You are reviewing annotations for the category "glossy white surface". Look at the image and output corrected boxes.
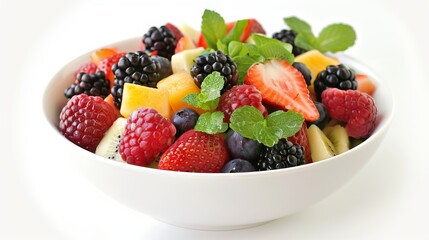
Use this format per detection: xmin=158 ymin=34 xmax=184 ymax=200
xmin=2 ymin=0 xmax=429 ymax=238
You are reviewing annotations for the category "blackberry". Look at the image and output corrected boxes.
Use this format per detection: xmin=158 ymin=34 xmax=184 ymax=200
xmin=142 ymin=26 xmax=177 ymax=60
xmin=110 ymin=51 xmax=172 ymax=108
xmin=190 ymin=50 xmax=238 ymax=92
xmin=257 ymin=139 xmax=304 ymax=171
xmin=314 ymin=64 xmax=357 ymax=101
xmin=64 ymin=71 xmax=110 ymax=99
xmin=272 ymin=29 xmax=306 ymax=56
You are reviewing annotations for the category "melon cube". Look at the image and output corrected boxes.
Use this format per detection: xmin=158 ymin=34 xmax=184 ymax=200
xmin=171 ymin=47 xmax=204 ymax=74
xmin=156 ymin=71 xmax=205 ymax=115
xmin=120 ymin=83 xmax=172 ymax=119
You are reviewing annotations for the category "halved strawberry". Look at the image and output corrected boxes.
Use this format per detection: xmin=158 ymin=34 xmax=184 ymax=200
xmin=244 ymin=59 xmax=319 ymax=121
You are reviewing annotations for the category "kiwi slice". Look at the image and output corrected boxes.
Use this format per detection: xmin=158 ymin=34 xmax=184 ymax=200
xmin=307 ymin=124 xmax=336 ymax=162
xmin=323 ymin=125 xmax=350 ymax=155
xmin=95 ymin=117 xmax=127 ymax=162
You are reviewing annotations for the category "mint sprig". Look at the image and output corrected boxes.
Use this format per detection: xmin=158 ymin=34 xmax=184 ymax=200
xmin=284 ymin=16 xmax=356 ymax=53
xmin=201 ymin=10 xmax=227 ymax=50
xmin=229 ymin=106 xmax=304 ymax=147
xmin=194 ymin=112 xmax=228 ymax=134
xmin=183 ymin=71 xmax=224 ymax=111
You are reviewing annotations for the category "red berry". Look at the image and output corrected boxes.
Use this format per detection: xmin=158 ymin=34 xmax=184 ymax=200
xmin=119 ymin=108 xmax=176 ymax=166
xmin=287 ymin=123 xmax=312 ymax=163
xmin=217 ymin=85 xmax=267 ymax=123
xmin=97 ymin=52 xmax=126 ymax=89
xmin=158 ymin=129 xmax=229 ymax=173
xmin=322 ymin=88 xmax=377 ymax=138
xmin=59 ymin=94 xmax=117 ymax=152
xmin=245 ymin=59 xmax=319 ymax=121
xmin=74 ymin=62 xmax=97 ymax=78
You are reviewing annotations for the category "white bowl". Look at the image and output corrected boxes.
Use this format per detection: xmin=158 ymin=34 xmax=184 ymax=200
xmin=42 ymin=37 xmax=394 ymax=230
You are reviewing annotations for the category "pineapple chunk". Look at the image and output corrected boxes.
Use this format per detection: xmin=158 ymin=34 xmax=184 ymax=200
xmin=171 ymin=47 xmax=204 ymax=74
xmin=120 ymin=83 xmax=172 ymax=119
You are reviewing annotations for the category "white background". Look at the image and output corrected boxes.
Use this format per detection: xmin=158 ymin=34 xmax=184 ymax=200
xmin=2 ymin=0 xmax=429 ymax=239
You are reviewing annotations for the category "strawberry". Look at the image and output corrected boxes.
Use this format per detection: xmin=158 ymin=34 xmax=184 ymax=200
xmin=244 ymin=59 xmax=319 ymax=121
xmin=158 ymin=129 xmax=229 ymax=173
xmin=96 ymin=52 xmax=126 ymax=89
xmin=287 ymin=123 xmax=312 ymax=163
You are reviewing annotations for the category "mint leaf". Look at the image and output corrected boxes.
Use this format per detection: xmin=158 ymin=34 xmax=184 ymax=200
xmin=284 ymin=17 xmax=316 ymax=43
xmin=315 ymin=23 xmax=356 ymax=53
xmin=230 ymin=106 xmax=305 ymax=147
xmin=194 ymin=111 xmax=228 ymax=134
xmin=284 ymin=16 xmax=356 ymax=53
xmin=201 ymin=9 xmax=227 ymax=49
xmin=228 ymin=41 xmax=244 ymax=58
xmin=217 ymin=40 xmax=228 ymax=53
xmin=229 ymin=106 xmax=265 ymax=139
xmin=250 ymin=34 xmax=294 ymax=63
xmin=183 ymin=71 xmax=224 ymax=111
xmin=223 ymin=19 xmax=248 ymax=44
xmin=266 ymin=110 xmax=304 ymax=138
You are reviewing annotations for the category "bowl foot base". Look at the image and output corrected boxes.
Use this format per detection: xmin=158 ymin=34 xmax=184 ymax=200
xmin=155 ymin=218 xmax=273 ymax=231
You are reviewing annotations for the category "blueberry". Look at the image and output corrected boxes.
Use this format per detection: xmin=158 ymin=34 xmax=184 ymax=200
xmin=307 ymin=101 xmax=330 ymax=129
xmin=221 ymin=159 xmax=255 ymax=173
xmin=292 ymin=62 xmax=312 ymax=86
xmin=226 ymin=131 xmax=262 ymax=164
xmin=172 ymin=108 xmax=199 ymax=137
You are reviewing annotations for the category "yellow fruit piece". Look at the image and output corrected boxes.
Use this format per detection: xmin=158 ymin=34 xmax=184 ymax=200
xmin=157 ymin=71 xmax=205 ymax=115
xmin=120 ymin=83 xmax=172 ymax=119
xmin=295 ymin=50 xmax=340 ymax=95
xmin=171 ymin=47 xmax=204 ymax=74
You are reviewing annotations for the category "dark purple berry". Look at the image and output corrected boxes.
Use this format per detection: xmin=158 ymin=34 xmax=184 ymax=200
xmin=221 ymin=159 xmax=255 ymax=173
xmin=292 ymin=62 xmax=312 ymax=86
xmin=172 ymin=108 xmax=199 ymax=137
xmin=226 ymin=131 xmax=263 ymax=164
xmin=307 ymin=101 xmax=330 ymax=129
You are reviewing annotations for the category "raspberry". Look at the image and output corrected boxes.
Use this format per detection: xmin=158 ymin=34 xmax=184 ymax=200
xmin=119 ymin=108 xmax=176 ymax=166
xmin=74 ymin=62 xmax=97 ymax=78
xmin=217 ymin=85 xmax=267 ymax=123
xmin=321 ymin=88 xmax=377 ymax=138
xmin=59 ymin=94 xmax=117 ymax=152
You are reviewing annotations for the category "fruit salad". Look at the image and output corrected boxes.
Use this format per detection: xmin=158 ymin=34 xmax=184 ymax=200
xmin=58 ymin=9 xmax=378 ymax=173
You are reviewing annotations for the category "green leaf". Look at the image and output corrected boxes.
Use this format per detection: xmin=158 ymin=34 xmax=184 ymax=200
xmin=266 ymin=110 xmax=304 ymax=138
xmin=182 ymin=71 xmax=224 ymax=111
xmin=258 ymin=43 xmax=294 ymax=63
xmin=284 ymin=16 xmax=316 ymax=42
xmin=315 ymin=23 xmax=356 ymax=53
xmin=255 ymin=126 xmax=283 ymax=147
xmin=217 ymin=40 xmax=228 ymax=53
xmin=229 ymin=106 xmax=306 ymax=147
xmin=250 ymin=34 xmax=294 ymax=63
xmin=201 ymin=9 xmax=227 ymax=49
xmin=229 ymin=106 xmax=265 ymax=139
xmin=194 ymin=111 xmax=228 ymax=134
xmin=294 ymin=34 xmax=316 ymax=51
xmin=182 ymin=93 xmax=199 ymax=108
xmin=223 ymin=19 xmax=248 ymax=44
xmin=228 ymin=41 xmax=244 ymax=58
